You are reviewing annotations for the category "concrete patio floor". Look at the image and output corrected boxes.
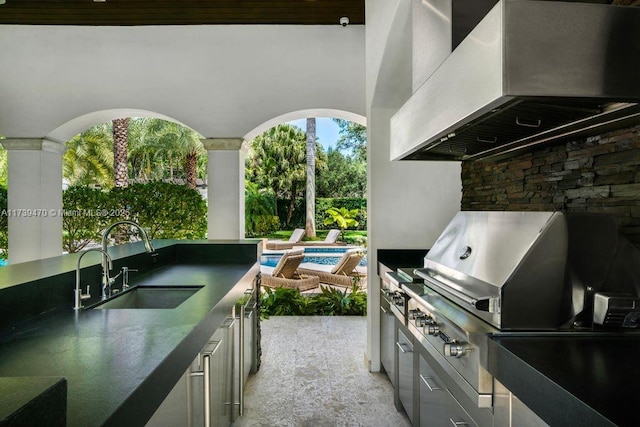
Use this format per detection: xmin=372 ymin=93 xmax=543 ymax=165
xmin=233 ymin=316 xmax=410 ymax=427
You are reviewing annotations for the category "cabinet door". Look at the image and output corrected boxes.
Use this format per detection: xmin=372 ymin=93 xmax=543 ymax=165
xmin=419 ymin=353 xmax=477 ymax=427
xmin=380 ymin=296 xmax=395 ymax=386
xmin=397 ymin=328 xmax=415 ymax=424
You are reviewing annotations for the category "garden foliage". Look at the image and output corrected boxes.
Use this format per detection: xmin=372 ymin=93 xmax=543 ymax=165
xmin=260 ymin=284 xmax=367 ymax=317
xmin=274 ymin=197 xmax=366 ymax=230
xmin=63 ymin=182 xmax=206 ymax=252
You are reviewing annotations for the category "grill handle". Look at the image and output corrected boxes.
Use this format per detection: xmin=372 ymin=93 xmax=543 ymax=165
xmin=421 ymin=275 xmax=498 ymax=313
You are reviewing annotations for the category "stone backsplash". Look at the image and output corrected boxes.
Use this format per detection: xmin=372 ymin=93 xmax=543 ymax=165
xmin=461 ymin=124 xmax=640 ymax=245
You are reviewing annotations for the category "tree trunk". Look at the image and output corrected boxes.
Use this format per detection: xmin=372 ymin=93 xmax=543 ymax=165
xmin=112 ymin=118 xmax=129 ymax=188
xmin=305 ymin=117 xmax=316 ymax=237
xmin=184 ymin=152 xmax=198 ymax=189
xmin=287 ymin=181 xmax=297 ymax=226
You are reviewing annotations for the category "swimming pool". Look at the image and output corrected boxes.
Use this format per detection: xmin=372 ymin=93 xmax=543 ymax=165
xmin=260 ymin=247 xmax=367 ymax=268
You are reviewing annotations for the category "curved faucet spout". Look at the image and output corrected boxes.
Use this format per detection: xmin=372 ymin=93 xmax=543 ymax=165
xmin=101 ymin=220 xmax=155 ymax=254
xmin=101 ymin=221 xmax=155 ymax=298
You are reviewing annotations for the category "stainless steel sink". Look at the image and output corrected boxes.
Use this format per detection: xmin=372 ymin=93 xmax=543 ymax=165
xmin=91 ymin=286 xmax=203 ymax=309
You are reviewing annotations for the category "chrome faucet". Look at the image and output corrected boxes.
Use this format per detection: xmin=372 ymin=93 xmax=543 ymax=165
xmin=75 ymin=248 xmax=113 ymax=310
xmin=101 ymin=220 xmax=155 ymax=296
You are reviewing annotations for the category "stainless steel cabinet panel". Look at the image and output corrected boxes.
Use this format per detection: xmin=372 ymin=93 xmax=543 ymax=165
xmin=397 ymin=328 xmax=415 ymax=424
xmin=419 ymin=353 xmax=477 ymax=427
xmin=380 ymin=291 xmax=396 ymax=386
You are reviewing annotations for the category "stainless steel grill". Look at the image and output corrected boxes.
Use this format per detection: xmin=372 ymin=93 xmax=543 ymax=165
xmin=415 ymin=211 xmax=640 ymax=331
xmin=389 ymin=211 xmax=640 ymax=422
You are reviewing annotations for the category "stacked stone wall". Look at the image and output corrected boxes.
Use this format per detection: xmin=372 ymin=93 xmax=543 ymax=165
xmin=461 ymin=125 xmax=640 ymax=246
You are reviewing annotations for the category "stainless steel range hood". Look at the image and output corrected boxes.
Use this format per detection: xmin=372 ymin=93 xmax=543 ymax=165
xmin=391 ymin=0 xmax=640 ymax=162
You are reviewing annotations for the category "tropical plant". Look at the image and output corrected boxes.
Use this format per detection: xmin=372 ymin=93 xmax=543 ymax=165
xmin=260 ymin=284 xmax=367 ymax=317
xmin=311 ymin=284 xmax=367 ymax=315
xmin=260 ymin=286 xmax=314 ymax=317
xmin=305 ymin=117 xmax=317 ymax=238
xmin=246 ymin=124 xmax=307 ymax=219
xmin=112 ymin=118 xmax=130 ymax=187
xmin=63 ymin=123 xmax=114 ymax=188
xmin=324 ymin=207 xmax=360 ymax=239
xmin=64 ymin=118 xmax=206 ymax=189
xmin=245 ymin=181 xmax=276 ymax=236
xmin=143 ymin=119 xmax=205 ymax=189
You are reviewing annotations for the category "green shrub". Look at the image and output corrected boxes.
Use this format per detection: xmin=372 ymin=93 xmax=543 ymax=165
xmin=62 ymin=185 xmax=111 ymax=253
xmin=276 ymin=197 xmax=367 ymax=230
xmin=62 ymin=182 xmax=207 ymax=252
xmin=254 ymin=215 xmax=280 ymax=236
xmin=0 ymin=186 xmax=7 ymax=258
xmin=109 ymin=182 xmax=207 ymax=240
xmin=260 ymin=284 xmax=367 ymax=317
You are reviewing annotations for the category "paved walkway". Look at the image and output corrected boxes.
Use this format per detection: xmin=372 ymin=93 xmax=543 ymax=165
xmin=233 ymin=316 xmax=410 ymax=427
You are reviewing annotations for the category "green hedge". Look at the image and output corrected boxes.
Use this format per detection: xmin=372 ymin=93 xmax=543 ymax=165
xmin=0 ymin=186 xmax=7 ymax=258
xmin=63 ymin=182 xmax=207 ymax=252
xmin=276 ymin=197 xmax=367 ymax=230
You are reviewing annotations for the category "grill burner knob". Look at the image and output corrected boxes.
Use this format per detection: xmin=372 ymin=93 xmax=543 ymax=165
xmin=444 ymin=341 xmax=468 ymax=358
xmin=409 ymin=309 xmax=422 ymax=320
xmin=415 ymin=314 xmax=429 ymax=327
xmin=392 ymin=295 xmax=404 ymax=306
xmin=425 ymin=323 xmax=440 ymax=336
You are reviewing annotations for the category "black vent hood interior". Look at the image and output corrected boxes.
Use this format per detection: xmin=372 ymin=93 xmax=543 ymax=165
xmin=391 ymin=0 xmax=640 ymax=162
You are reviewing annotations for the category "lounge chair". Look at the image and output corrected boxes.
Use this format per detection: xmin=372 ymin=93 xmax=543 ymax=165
xmin=261 ymin=249 xmax=319 ymax=291
xmin=265 ymin=228 xmax=305 ymax=250
xmin=299 ymin=229 xmax=344 ymax=246
xmin=296 ymin=248 xmax=366 ymax=289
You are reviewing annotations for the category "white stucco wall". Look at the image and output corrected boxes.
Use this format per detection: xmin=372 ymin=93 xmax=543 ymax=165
xmin=0 ymin=25 xmax=365 ymax=140
xmin=365 ymin=0 xmax=462 ymax=371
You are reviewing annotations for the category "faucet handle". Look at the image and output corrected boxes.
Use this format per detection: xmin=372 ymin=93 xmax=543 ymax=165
xmin=80 ymin=285 xmax=91 ymax=300
xmin=121 ymin=267 xmax=138 ymax=290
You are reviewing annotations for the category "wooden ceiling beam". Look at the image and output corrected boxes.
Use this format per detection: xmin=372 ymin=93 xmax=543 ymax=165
xmin=0 ymin=0 xmax=365 ymax=26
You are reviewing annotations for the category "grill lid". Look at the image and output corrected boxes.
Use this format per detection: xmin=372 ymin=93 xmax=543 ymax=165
xmin=415 ymin=211 xmax=636 ymax=330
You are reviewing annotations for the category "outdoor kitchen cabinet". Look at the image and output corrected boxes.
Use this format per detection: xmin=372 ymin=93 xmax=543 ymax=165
xmin=233 ymin=283 xmax=259 ymax=420
xmin=147 ymin=276 xmax=260 ymax=427
xmin=417 ymin=348 xmax=477 ymax=427
xmin=146 ymin=317 xmax=235 ymax=427
xmin=396 ymin=326 xmax=416 ymax=424
xmin=380 ymin=288 xmax=396 ymax=387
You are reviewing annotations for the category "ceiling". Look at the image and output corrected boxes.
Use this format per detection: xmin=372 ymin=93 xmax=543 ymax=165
xmin=0 ymin=0 xmax=366 ymax=26
xmin=0 ymin=1 xmax=636 ymax=27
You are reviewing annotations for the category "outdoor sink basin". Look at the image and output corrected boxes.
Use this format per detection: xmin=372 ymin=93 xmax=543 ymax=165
xmin=91 ymin=285 xmax=203 ymax=309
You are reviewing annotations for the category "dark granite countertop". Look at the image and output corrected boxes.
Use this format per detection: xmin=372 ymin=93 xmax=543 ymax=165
xmin=488 ymin=334 xmax=640 ymax=427
xmin=377 ymin=249 xmax=429 ymax=275
xmin=0 ymin=241 xmax=260 ymax=427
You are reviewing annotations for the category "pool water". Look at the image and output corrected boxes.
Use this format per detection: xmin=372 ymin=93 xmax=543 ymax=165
xmin=260 ymin=247 xmax=367 ymax=268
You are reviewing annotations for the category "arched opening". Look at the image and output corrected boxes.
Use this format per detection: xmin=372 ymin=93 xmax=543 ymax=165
xmin=245 ymin=110 xmax=368 ymax=299
xmin=59 ymin=112 xmax=208 ymax=254
xmin=245 ymin=110 xmax=366 ymax=239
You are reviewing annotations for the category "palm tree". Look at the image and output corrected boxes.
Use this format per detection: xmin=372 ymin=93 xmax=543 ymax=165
xmin=63 ymin=123 xmax=114 ymax=188
xmin=247 ymin=124 xmax=306 ymax=221
xmin=144 ymin=119 xmax=205 ymax=188
xmin=112 ymin=118 xmax=130 ymax=187
xmin=305 ymin=117 xmax=316 ymax=238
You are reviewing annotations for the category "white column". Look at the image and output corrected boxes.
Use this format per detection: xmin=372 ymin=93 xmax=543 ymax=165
xmin=202 ymin=138 xmax=247 ymax=240
xmin=1 ymin=138 xmax=66 ymax=264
